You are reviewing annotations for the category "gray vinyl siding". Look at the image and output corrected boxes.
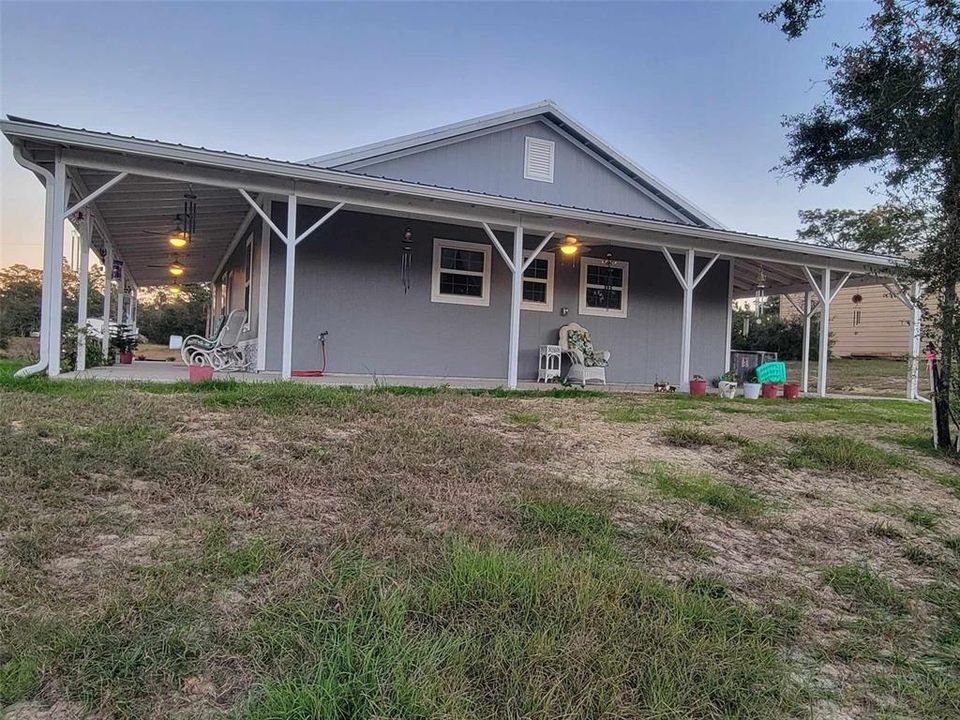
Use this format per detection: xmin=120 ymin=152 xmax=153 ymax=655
xmin=263 ymin=202 xmax=729 ymax=384
xmin=337 ymin=120 xmax=684 ymax=224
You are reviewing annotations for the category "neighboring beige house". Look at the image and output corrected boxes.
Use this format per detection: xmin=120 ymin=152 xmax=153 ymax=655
xmin=781 ymin=284 xmax=919 ymax=357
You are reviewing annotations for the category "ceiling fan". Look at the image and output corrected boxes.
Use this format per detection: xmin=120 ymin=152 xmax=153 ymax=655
xmin=142 ymin=189 xmax=198 ymax=249
xmin=146 ymin=254 xmax=187 ymax=277
xmin=543 ymin=234 xmax=607 ymax=257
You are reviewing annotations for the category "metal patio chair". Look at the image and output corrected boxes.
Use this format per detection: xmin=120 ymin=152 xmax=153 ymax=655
xmin=181 ymin=309 xmax=249 ymax=371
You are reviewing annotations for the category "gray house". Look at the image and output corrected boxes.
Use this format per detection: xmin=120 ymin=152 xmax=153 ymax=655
xmin=2 ymin=102 xmax=914 ymax=395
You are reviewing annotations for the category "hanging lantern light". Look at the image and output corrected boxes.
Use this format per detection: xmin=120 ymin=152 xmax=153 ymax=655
xmin=400 ymin=227 xmax=413 ymax=293
xmin=754 ymin=266 xmax=767 ymax=318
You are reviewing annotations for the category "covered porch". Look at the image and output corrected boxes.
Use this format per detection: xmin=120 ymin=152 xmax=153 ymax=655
xmin=2 ymin=116 xmax=918 ymax=397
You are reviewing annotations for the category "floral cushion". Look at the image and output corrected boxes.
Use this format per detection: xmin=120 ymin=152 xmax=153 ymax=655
xmin=567 ymin=329 xmax=609 ymax=367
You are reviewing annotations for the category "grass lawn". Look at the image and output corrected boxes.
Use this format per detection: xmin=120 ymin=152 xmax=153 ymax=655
xmin=784 ymin=357 xmax=930 ymax=397
xmin=1 ymin=369 xmax=959 ymax=718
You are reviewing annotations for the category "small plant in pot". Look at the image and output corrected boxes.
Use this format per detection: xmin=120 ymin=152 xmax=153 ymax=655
xmin=110 ymin=324 xmax=139 ymax=365
xmin=718 ymin=370 xmax=738 ymax=399
xmin=742 ymin=370 xmax=762 ymax=400
xmin=689 ymin=374 xmax=708 ymax=397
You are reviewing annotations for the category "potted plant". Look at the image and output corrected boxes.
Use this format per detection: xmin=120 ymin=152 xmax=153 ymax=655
xmin=743 ymin=369 xmax=762 ymax=400
xmin=110 ymin=324 xmax=139 ymax=365
xmin=718 ymin=370 xmax=738 ymax=399
xmin=689 ymin=374 xmax=708 ymax=397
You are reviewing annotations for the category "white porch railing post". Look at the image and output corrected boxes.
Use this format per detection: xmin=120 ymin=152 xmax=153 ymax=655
xmin=507 ymin=224 xmax=524 ymax=389
xmin=281 ymin=194 xmax=298 ymax=379
xmin=46 ymin=153 xmax=68 ymax=377
xmin=116 ymin=264 xmax=125 ymax=327
xmin=76 ymin=212 xmax=92 ymax=372
xmin=908 ymin=281 xmax=922 ymax=400
xmin=680 ymin=249 xmax=695 ymax=390
xmin=102 ymin=245 xmax=113 ymax=357
xmin=817 ymin=268 xmax=831 ymax=398
xmin=801 ymin=290 xmax=812 ymax=394
xmin=724 ymin=258 xmax=734 ymax=372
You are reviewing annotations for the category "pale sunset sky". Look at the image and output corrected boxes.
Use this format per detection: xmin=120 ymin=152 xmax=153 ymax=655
xmin=1 ymin=0 xmax=879 ymax=268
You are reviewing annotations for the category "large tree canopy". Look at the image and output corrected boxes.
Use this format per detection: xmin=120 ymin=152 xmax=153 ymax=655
xmin=797 ymin=204 xmax=928 ymax=254
xmin=763 ymin=0 xmax=960 ymax=447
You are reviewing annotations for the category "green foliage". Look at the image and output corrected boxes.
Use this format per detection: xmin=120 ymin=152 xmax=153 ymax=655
xmin=823 ymin=563 xmax=906 ymax=614
xmin=635 ymin=462 xmax=768 ymax=517
xmin=797 ymin=204 xmax=927 ymax=255
xmin=136 ymin=284 xmax=210 ymax=345
xmin=240 ymin=543 xmax=800 ymax=719
xmin=515 ymin=498 xmax=617 ymax=544
xmin=732 ymin=307 xmax=819 ymax=361
xmin=787 ymin=433 xmax=907 ymax=476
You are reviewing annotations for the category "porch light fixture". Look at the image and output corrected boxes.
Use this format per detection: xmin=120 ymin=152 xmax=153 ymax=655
xmin=168 ymin=261 xmax=185 ymax=277
xmin=168 ymin=230 xmax=188 ymax=248
xmin=169 ymin=284 xmax=182 ymax=296
xmin=560 ymin=235 xmax=579 ymax=255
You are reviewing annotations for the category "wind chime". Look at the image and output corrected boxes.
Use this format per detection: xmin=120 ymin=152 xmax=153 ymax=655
xmin=754 ymin=265 xmax=767 ymax=320
xmin=400 ymin=227 xmax=413 ymax=293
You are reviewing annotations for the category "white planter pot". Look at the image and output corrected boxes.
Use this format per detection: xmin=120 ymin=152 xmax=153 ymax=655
xmin=718 ymin=381 xmax=737 ymax=399
xmin=743 ymin=382 xmax=762 ymax=400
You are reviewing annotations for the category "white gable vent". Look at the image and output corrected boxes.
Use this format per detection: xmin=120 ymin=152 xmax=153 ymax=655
xmin=524 ymin=136 xmax=555 ymax=183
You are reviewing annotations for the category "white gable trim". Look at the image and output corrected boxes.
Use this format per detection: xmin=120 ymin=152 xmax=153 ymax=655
xmin=303 ymin=101 xmax=724 ymax=229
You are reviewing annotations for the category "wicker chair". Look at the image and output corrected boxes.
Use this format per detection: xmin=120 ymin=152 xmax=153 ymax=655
xmin=558 ymin=322 xmax=609 ymax=386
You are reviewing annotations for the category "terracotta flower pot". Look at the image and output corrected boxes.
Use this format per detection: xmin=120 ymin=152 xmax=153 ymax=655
xmin=119 ymin=352 xmax=133 ymax=365
xmin=689 ymin=378 xmax=708 ymax=396
xmin=189 ymin=365 xmax=214 ymax=383
xmin=761 ymin=382 xmax=779 ymax=399
xmin=783 ymin=383 xmax=800 ymax=400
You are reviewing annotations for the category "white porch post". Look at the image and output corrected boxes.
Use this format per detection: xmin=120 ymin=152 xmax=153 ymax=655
xmin=102 ymin=245 xmax=113 ymax=356
xmin=76 ymin=212 xmax=92 ymax=372
xmin=801 ymin=290 xmax=812 ymax=394
xmin=46 ymin=153 xmax=68 ymax=377
xmin=817 ymin=269 xmax=831 ymax=398
xmin=724 ymin=258 xmax=734 ymax=372
xmin=908 ymin=281 xmax=922 ymax=400
xmin=680 ymin=249 xmax=695 ymax=388
xmin=116 ymin=264 xmax=125 ymax=328
xmin=507 ymin=224 xmax=524 ymax=388
xmin=255 ymin=199 xmax=272 ymax=372
xmin=282 ymin=194 xmax=298 ymax=379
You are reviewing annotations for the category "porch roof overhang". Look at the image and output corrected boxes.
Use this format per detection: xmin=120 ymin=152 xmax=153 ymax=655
xmin=2 ymin=115 xmax=904 ymax=292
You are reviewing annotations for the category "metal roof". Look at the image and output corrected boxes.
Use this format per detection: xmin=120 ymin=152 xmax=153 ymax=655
xmin=2 ymin=115 xmax=904 ymax=289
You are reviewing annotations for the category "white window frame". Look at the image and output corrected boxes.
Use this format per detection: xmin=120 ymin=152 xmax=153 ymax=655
xmin=242 ymin=234 xmax=254 ymax=330
xmin=524 ymin=136 xmax=555 ymax=183
xmin=521 ymin=250 xmax=555 ymax=312
xmin=431 ymin=238 xmax=491 ymax=307
xmin=579 ymin=256 xmax=629 ymax=319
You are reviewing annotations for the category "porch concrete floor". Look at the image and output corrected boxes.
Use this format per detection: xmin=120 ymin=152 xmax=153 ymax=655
xmin=53 ymin=362 xmax=910 ymax=401
xmin=57 ymin=361 xmax=651 ymax=392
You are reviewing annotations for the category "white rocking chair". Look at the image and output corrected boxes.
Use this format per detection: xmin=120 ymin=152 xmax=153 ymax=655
xmin=181 ymin=309 xmax=249 ymax=371
xmin=558 ymin=322 xmax=609 ymax=386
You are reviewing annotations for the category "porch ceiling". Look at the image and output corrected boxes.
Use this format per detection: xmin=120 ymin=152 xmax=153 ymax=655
xmin=78 ymin=170 xmax=250 ymax=286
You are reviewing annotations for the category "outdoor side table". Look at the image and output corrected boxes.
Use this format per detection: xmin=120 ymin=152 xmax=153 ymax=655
xmin=538 ymin=344 xmax=562 ymax=383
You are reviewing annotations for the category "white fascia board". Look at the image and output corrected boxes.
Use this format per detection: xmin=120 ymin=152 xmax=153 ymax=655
xmin=1 ymin=119 xmax=902 ymax=276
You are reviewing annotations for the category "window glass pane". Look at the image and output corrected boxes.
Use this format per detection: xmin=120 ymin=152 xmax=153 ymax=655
xmin=522 ymin=280 xmax=547 ymax=303
xmin=523 ymin=258 xmax=549 ymax=280
xmin=441 ymin=247 xmax=485 ymax=273
xmin=585 ymin=288 xmax=622 ymax=310
xmin=439 ymin=272 xmax=483 ymax=297
xmin=586 ymin=264 xmax=623 ymax=288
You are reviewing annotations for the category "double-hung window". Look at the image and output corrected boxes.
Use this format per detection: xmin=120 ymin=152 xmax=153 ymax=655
xmin=579 ymin=256 xmax=629 ymax=318
xmin=521 ymin=251 xmax=554 ymax=312
xmin=431 ymin=238 xmax=491 ymax=306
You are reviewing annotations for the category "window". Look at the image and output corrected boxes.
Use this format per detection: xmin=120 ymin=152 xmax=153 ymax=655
xmin=524 ymin=136 xmax=555 ymax=183
xmin=431 ymin=238 xmax=491 ymax=306
xmin=243 ymin=234 xmax=254 ymax=328
xmin=579 ymin=256 xmax=629 ymax=318
xmin=521 ymin=251 xmax=555 ymax=312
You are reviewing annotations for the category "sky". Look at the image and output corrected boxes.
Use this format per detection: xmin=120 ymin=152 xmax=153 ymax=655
xmin=0 ymin=0 xmax=881 ymax=268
